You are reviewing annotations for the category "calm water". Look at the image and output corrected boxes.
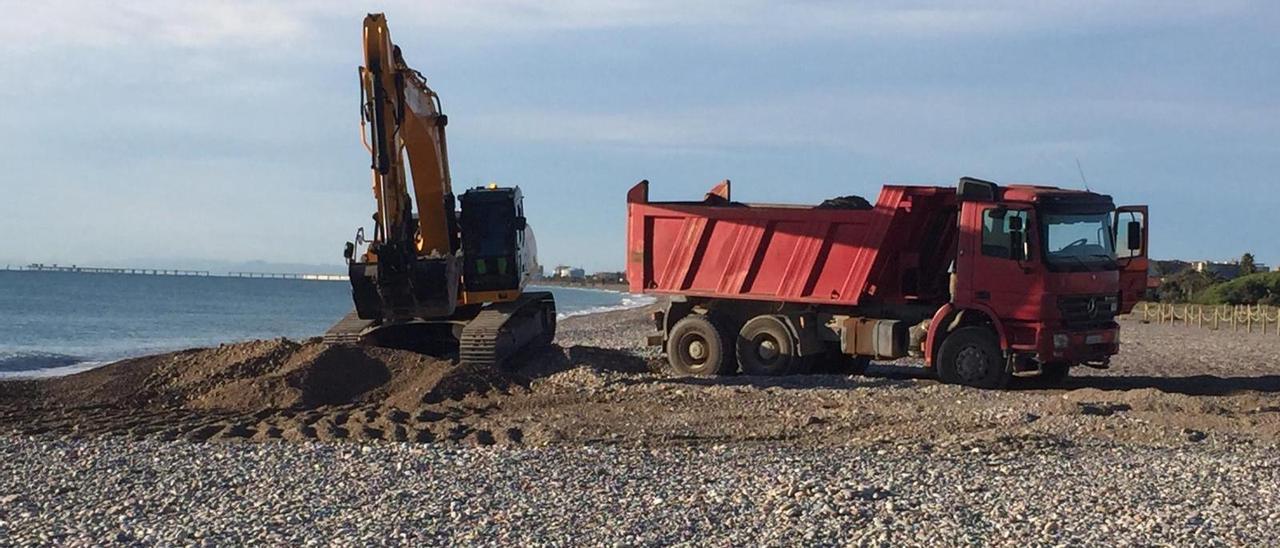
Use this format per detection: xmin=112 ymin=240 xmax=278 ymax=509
xmin=0 ymin=271 xmax=647 ymax=377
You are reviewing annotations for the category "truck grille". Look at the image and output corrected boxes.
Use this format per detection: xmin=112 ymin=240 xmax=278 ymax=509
xmin=1058 ymin=294 xmax=1118 ymax=328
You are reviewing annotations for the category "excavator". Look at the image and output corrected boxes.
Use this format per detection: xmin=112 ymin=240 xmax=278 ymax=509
xmin=323 ymin=13 xmax=556 ymax=368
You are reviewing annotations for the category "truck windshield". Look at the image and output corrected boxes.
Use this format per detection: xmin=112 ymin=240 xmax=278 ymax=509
xmin=1041 ymin=212 xmax=1116 ymax=269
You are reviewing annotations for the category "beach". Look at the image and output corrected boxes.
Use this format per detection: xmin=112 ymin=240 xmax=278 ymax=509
xmin=3 ymin=306 xmax=1280 ymax=544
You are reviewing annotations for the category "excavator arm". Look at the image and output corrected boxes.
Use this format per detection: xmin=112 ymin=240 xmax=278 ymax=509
xmin=349 ymin=13 xmax=461 ymax=321
xmin=360 ymin=13 xmax=455 ymax=258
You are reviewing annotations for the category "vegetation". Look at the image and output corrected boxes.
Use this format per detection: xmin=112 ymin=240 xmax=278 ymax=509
xmin=1193 ymin=271 xmax=1280 ymax=306
xmin=1151 ymin=252 xmax=1276 ymax=305
xmin=1154 ymin=269 xmax=1219 ymax=303
xmin=1240 ymin=253 xmax=1257 ymax=276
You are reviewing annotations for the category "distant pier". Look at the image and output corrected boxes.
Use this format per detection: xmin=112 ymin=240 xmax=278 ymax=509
xmin=11 ymin=264 xmax=211 ymax=276
xmin=228 ymin=271 xmax=347 ymax=281
xmin=6 ymin=263 xmax=346 ymax=282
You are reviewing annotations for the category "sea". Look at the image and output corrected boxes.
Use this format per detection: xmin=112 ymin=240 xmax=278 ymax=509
xmin=0 ymin=271 xmax=652 ymax=379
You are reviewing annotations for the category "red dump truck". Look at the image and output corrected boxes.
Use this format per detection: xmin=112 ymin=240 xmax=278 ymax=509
xmin=626 ymin=178 xmax=1148 ymax=388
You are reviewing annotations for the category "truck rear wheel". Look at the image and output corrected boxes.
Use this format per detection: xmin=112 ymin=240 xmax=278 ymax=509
xmin=667 ymin=315 xmax=735 ymax=376
xmin=937 ymin=326 xmax=1009 ymax=389
xmin=737 ymin=315 xmax=809 ymax=376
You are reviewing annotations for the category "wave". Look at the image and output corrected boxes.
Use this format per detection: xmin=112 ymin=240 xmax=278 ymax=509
xmin=0 ymin=351 xmax=108 ymax=379
xmin=558 ymin=294 xmax=657 ymax=319
xmin=0 ymin=351 xmax=83 ymax=372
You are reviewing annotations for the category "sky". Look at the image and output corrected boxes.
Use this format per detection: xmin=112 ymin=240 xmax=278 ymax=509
xmin=1 ymin=1 xmax=1277 ymax=273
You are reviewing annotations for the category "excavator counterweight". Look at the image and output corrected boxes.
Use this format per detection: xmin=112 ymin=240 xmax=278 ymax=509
xmin=324 ymin=13 xmax=555 ymax=368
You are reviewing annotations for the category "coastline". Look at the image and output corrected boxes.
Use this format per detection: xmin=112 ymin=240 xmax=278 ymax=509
xmin=529 ymin=279 xmax=630 ymax=293
xmin=0 ymin=285 xmax=654 ymax=380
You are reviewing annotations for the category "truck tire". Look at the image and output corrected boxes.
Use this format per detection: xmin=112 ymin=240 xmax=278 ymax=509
xmin=736 ymin=315 xmax=809 ymax=376
xmin=937 ymin=326 xmax=1009 ymax=389
xmin=667 ymin=315 xmax=735 ymax=376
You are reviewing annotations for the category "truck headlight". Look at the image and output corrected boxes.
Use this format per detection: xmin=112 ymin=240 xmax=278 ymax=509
xmin=1053 ymin=334 xmax=1069 ymax=350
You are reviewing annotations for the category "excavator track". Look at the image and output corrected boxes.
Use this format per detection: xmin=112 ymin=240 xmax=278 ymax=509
xmin=458 ymin=291 xmax=556 ymax=368
xmin=322 ymin=311 xmax=377 ymax=345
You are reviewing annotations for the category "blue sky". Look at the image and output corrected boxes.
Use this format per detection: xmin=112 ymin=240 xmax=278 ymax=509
xmin=1 ymin=1 xmax=1277 ymax=272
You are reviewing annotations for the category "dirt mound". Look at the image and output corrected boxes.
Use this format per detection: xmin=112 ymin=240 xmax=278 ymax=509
xmin=28 ymin=339 xmax=520 ymax=415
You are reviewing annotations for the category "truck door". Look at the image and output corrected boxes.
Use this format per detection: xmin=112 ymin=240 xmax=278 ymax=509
xmin=956 ymin=203 xmax=1038 ymax=321
xmin=1114 ymin=205 xmax=1148 ymax=314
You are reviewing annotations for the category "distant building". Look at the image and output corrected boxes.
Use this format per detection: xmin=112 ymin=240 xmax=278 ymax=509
xmin=552 ymin=265 xmax=586 ymax=280
xmin=589 ymin=271 xmax=627 ymax=284
xmin=1191 ymin=260 xmax=1270 ymax=279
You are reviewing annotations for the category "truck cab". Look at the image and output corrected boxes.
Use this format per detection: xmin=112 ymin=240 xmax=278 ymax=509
xmin=934 ymin=178 xmax=1148 ymax=385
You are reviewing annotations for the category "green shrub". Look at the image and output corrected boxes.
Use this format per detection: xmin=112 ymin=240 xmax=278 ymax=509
xmin=1194 ymin=271 xmax=1280 ymax=305
xmin=1156 ymin=270 xmax=1219 ymax=303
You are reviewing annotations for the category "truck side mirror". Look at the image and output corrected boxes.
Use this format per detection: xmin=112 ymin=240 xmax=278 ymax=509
xmin=1126 ymin=220 xmax=1142 ymax=251
xmin=514 ymin=216 xmax=528 ymax=231
xmin=1008 ymin=216 xmax=1023 ymax=231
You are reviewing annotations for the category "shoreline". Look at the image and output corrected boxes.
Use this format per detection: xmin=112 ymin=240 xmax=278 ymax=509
xmin=0 ymin=287 xmax=656 ymax=380
xmin=529 ymin=279 xmax=630 ymax=293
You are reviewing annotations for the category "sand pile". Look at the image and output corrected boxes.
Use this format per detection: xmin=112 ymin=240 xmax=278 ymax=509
xmin=19 ymin=339 xmax=520 ymax=415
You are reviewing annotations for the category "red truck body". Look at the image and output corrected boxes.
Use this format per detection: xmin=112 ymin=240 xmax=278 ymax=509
xmin=626 ymin=178 xmax=1148 ymax=388
xmin=627 ymin=181 xmax=958 ymax=307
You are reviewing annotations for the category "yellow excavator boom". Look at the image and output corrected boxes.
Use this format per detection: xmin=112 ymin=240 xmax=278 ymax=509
xmin=360 ymin=13 xmax=454 ymax=257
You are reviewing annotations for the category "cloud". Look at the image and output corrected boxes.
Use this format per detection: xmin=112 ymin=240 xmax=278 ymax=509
xmin=467 ymin=86 xmax=1279 ymax=160
xmin=3 ymin=0 xmax=1270 ymax=53
xmin=0 ymin=1 xmax=311 ymax=51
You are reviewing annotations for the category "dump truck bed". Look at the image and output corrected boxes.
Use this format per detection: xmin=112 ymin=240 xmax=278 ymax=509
xmin=625 ymin=181 xmax=958 ymax=307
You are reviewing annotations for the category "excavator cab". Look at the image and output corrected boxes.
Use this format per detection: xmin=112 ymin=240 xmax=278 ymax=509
xmin=459 ymin=186 xmax=527 ymax=294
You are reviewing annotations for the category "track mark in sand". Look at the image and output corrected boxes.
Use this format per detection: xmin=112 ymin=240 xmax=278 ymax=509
xmin=315 ymin=425 xmax=349 ymax=440
xmin=415 ymin=409 xmax=445 ymax=423
xmin=257 ymin=425 xmax=285 ymax=440
xmin=443 ymin=424 xmax=471 ymax=441
xmin=470 ymin=430 xmax=496 ymax=446
xmin=506 ymin=427 xmax=524 ymax=443
xmin=185 ymin=424 xmax=224 ymax=441
xmin=386 ymin=409 xmax=410 ymax=424
xmin=218 ymin=423 xmax=257 ymax=439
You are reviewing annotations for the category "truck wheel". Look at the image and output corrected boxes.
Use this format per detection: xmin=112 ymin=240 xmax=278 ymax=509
xmin=667 ymin=315 xmax=735 ymax=376
xmin=737 ymin=315 xmax=809 ymax=376
xmin=937 ymin=326 xmax=1009 ymax=389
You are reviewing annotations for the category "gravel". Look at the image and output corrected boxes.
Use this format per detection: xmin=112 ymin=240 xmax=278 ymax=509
xmin=2 ymin=437 xmax=1278 ymax=546
xmin=3 ymin=308 xmax=1280 ymax=544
